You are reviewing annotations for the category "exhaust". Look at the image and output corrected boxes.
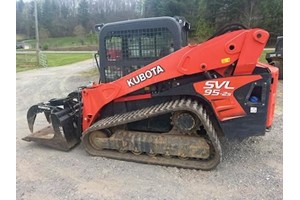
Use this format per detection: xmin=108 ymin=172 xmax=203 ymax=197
xmin=22 ymin=91 xmax=82 ymax=151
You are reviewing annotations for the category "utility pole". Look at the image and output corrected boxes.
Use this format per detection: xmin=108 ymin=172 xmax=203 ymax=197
xmin=34 ymin=0 xmax=40 ymax=66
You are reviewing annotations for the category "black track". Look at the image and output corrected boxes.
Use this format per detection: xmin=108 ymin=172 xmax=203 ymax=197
xmin=82 ymin=98 xmax=222 ymax=170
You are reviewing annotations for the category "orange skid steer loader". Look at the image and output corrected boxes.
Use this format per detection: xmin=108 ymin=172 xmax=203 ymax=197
xmin=23 ymin=17 xmax=278 ymax=170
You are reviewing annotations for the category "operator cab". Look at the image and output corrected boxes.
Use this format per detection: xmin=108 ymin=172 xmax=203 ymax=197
xmin=95 ymin=16 xmax=190 ymax=83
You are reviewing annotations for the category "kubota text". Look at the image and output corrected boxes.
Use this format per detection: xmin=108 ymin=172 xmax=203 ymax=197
xmin=127 ymin=65 xmax=165 ymax=87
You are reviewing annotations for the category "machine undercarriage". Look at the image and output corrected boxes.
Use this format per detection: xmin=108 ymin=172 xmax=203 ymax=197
xmin=82 ymin=98 xmax=221 ymax=170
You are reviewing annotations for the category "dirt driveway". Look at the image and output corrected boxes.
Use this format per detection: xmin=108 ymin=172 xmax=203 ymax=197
xmin=16 ymin=60 xmax=283 ymax=200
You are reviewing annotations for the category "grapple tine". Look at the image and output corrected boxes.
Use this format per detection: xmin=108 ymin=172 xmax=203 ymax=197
xmin=44 ymin=110 xmax=51 ymax=124
xmin=26 ymin=105 xmax=41 ymax=133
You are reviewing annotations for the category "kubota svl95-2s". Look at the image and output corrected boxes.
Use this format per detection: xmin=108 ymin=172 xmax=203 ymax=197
xmin=23 ymin=17 xmax=278 ymax=170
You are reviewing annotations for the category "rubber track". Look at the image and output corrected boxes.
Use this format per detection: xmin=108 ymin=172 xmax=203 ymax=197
xmin=82 ymin=98 xmax=222 ymax=170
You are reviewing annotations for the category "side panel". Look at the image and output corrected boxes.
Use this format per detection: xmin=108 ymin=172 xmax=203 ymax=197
xmin=193 ymin=76 xmax=261 ymax=121
xmin=194 ymin=74 xmax=272 ymax=139
xmin=220 ymin=75 xmax=271 ymax=139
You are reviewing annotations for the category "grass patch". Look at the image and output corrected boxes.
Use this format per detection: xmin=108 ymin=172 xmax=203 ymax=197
xmin=259 ymin=50 xmax=273 ymax=63
xmin=16 ymin=53 xmax=93 ymax=72
xmin=25 ymin=35 xmax=98 ymax=50
xmin=46 ymin=53 xmax=93 ymax=66
xmin=16 ymin=54 xmax=38 ymax=72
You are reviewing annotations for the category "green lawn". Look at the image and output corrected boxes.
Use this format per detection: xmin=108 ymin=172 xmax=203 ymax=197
xmin=16 ymin=53 xmax=93 ymax=72
xmin=25 ymin=35 xmax=98 ymax=50
xmin=259 ymin=50 xmax=272 ymax=63
xmin=26 ymin=36 xmax=82 ymax=47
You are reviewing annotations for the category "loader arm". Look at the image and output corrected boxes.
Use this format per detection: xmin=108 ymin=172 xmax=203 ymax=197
xmin=82 ymin=28 xmax=269 ymax=131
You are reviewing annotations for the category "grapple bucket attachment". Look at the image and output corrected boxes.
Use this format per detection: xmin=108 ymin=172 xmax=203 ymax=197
xmin=22 ymin=94 xmax=82 ymax=151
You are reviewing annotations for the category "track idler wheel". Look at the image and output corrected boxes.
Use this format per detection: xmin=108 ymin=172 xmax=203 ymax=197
xmin=88 ymin=131 xmax=108 ymax=150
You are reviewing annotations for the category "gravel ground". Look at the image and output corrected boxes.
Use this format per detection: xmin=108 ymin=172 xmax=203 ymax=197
xmin=16 ymin=60 xmax=283 ymax=200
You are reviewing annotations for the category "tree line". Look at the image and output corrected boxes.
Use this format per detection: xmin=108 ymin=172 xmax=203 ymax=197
xmin=16 ymin=0 xmax=282 ymax=44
